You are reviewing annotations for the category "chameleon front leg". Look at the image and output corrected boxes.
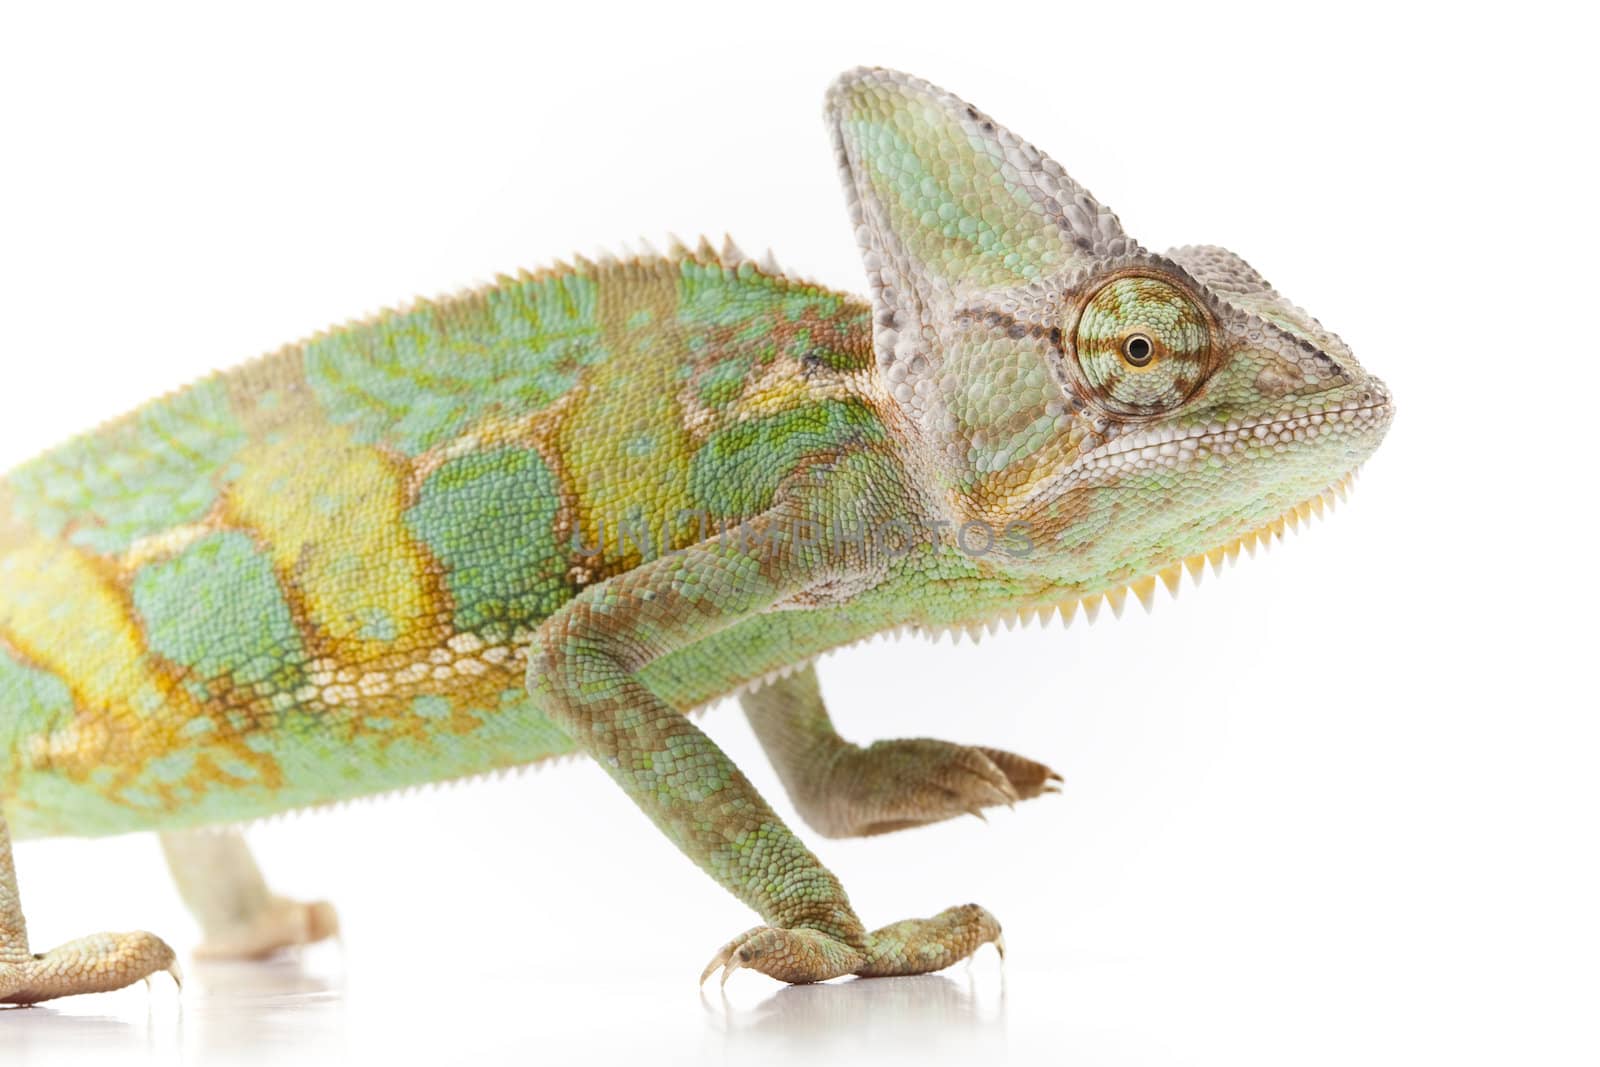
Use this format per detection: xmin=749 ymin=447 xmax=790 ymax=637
xmin=160 ymin=829 xmax=338 ymax=960
xmin=742 ymin=664 xmax=1061 ymax=838
xmin=0 ymin=808 xmax=180 ymax=1005
xmin=526 ymin=504 xmax=1002 ymax=985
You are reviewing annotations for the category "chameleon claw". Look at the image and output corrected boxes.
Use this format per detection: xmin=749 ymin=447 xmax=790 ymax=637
xmin=145 ymin=959 xmax=183 ymax=994
xmin=699 ymin=941 xmax=737 ymax=987
xmin=975 ymin=781 xmax=1017 ymax=811
xmin=698 ymin=956 xmax=723 ymax=988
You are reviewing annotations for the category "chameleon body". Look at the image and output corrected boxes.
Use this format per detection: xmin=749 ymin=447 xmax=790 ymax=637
xmin=0 ymin=69 xmax=1392 ymax=1001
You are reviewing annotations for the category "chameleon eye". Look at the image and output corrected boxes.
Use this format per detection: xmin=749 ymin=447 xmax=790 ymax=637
xmin=1071 ymin=276 xmax=1212 ymax=416
xmin=1122 ymin=333 xmax=1155 ymax=367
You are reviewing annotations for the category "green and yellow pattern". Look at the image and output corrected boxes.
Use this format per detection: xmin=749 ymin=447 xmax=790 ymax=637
xmin=0 ymin=248 xmax=884 ymax=836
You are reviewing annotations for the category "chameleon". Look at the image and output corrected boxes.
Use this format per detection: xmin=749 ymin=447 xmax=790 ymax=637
xmin=0 ymin=67 xmax=1392 ymax=1003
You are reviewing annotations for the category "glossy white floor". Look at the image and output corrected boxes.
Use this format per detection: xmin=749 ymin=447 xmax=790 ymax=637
xmin=3 ymin=953 xmax=1019 ymax=1066
xmin=5 ymin=878 xmax=1584 ymax=1067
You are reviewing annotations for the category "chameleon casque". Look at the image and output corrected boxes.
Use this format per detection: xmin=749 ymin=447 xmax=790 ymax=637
xmin=0 ymin=68 xmax=1392 ymax=1002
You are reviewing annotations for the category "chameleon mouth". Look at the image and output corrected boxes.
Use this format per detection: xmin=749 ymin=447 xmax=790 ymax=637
xmin=1077 ymin=397 xmax=1394 ymax=479
xmin=941 ymin=465 xmax=1366 ymax=642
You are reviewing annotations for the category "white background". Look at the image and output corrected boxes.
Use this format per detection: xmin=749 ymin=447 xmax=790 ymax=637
xmin=0 ymin=2 xmax=1595 ymax=1064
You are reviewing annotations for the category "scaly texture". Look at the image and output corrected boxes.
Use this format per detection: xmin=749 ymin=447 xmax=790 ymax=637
xmin=742 ymin=665 xmax=1061 ymax=837
xmin=0 ymin=67 xmax=1392 ymax=1000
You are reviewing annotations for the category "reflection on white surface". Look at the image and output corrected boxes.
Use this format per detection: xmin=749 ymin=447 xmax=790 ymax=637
xmin=0 ymin=956 xmax=347 ymax=1066
xmin=704 ymin=971 xmax=1005 ymax=1058
xmin=0 ymin=950 xmax=1010 ymax=1066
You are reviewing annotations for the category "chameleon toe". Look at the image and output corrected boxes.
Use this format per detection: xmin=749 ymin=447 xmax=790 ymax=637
xmin=0 ymin=931 xmax=179 ymax=1006
xmin=192 ymin=897 xmax=341 ymax=961
xmin=856 ymin=904 xmax=1003 ymax=979
xmin=702 ymin=925 xmax=865 ymax=987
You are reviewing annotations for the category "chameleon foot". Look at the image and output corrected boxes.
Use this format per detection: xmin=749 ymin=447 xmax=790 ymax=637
xmin=743 ymin=667 xmax=1062 ymax=838
xmin=0 ymin=931 xmax=181 ymax=1005
xmin=826 ymin=739 xmax=1062 ymax=837
xmin=160 ymin=829 xmax=339 ymax=960
xmin=701 ymin=904 xmax=1003 ymax=986
xmin=192 ymin=896 xmax=340 ymax=960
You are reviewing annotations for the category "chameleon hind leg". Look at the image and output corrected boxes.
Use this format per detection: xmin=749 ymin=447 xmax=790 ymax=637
xmin=742 ymin=664 xmax=1060 ymax=838
xmin=160 ymin=829 xmax=338 ymax=960
xmin=0 ymin=808 xmax=180 ymax=1005
xmin=527 ymin=500 xmax=1003 ymax=985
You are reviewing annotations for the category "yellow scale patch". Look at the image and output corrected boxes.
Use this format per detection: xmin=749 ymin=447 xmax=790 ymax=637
xmin=555 ymin=266 xmax=700 ymax=572
xmin=0 ymin=525 xmax=261 ymax=800
xmin=224 ymin=417 xmax=446 ymax=665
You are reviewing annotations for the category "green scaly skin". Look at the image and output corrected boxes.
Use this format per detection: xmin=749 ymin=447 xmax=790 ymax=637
xmin=0 ymin=68 xmax=1392 ymax=1001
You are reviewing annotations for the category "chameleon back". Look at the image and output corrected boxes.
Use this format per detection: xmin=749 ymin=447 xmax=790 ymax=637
xmin=0 ymin=247 xmax=878 ymax=837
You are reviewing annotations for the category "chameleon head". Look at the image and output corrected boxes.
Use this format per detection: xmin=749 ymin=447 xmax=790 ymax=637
xmin=827 ymin=68 xmax=1393 ymax=596
xmin=1033 ymin=252 xmax=1393 ymax=578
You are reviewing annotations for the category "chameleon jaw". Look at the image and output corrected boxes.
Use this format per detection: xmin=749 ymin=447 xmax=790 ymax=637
xmin=941 ymin=465 xmax=1366 ymax=642
xmin=1073 ymin=396 xmax=1394 ymax=487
